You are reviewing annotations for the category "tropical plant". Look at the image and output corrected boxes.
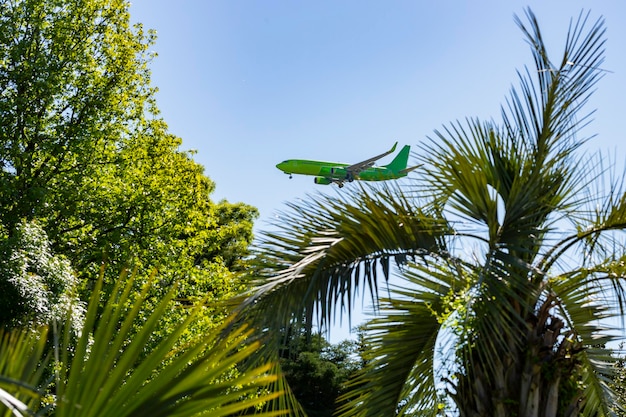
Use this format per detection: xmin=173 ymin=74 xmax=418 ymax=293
xmin=239 ymin=9 xmax=626 ymax=416
xmin=0 ymin=326 xmax=50 ymax=416
xmin=0 ymin=269 xmax=290 ymax=417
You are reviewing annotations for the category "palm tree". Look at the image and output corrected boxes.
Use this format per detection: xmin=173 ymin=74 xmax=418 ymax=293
xmin=240 ymin=9 xmax=626 ymax=416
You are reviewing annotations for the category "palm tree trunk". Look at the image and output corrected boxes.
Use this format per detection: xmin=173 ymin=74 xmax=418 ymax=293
xmin=544 ymin=376 xmax=560 ymax=417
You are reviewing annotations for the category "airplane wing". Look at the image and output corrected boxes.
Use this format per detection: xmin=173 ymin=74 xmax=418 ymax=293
xmin=345 ymin=142 xmax=398 ymax=176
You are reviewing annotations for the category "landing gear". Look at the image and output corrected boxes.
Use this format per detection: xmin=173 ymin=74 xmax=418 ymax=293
xmin=338 ymin=182 xmax=344 ymax=188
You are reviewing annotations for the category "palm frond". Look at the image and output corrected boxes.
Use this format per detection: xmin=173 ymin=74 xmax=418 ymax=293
xmin=52 ymin=271 xmax=290 ymax=417
xmin=0 ymin=387 xmax=29 ymax=417
xmin=337 ymin=267 xmax=454 ymax=417
xmin=548 ymin=269 xmax=622 ymax=416
xmin=0 ymin=327 xmax=50 ymax=417
xmin=242 ymin=184 xmax=452 ymax=334
xmin=420 ymin=9 xmax=606 ymax=253
xmin=511 ymin=9 xmax=605 ymax=155
xmin=539 ymin=178 xmax=626 ymax=310
xmin=249 ymin=362 xmax=307 ymax=417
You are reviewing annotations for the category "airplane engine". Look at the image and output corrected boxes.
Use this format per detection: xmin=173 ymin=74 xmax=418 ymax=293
xmin=314 ymin=177 xmax=332 ymax=185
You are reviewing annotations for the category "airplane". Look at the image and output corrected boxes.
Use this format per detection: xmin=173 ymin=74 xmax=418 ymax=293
xmin=276 ymin=142 xmax=419 ymax=187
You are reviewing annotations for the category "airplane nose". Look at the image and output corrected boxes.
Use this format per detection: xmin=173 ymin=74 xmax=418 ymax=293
xmin=276 ymin=161 xmax=286 ymax=171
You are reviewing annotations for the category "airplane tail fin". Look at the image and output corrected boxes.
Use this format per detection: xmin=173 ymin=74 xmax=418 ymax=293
xmin=384 ymin=145 xmax=411 ymax=172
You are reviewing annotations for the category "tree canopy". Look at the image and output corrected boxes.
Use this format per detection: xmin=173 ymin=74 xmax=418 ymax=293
xmin=278 ymin=328 xmax=362 ymax=417
xmin=0 ymin=0 xmax=257 ymax=328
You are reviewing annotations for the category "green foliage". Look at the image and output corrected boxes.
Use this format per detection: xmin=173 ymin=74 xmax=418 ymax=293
xmin=241 ymin=9 xmax=626 ymax=417
xmin=0 ymin=0 xmax=153 ymax=227
xmin=279 ymin=330 xmax=362 ymax=417
xmin=0 ymin=0 xmax=257 ymax=338
xmin=0 ymin=0 xmax=257 ymax=274
xmin=0 ymin=271 xmax=291 ymax=417
xmin=610 ymin=345 xmax=626 ymax=416
xmin=0 ymin=2 xmax=268 ymax=415
xmin=0 ymin=326 xmax=50 ymax=416
xmin=0 ymin=221 xmax=82 ymax=329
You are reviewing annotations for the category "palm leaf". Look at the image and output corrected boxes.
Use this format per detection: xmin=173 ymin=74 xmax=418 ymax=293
xmin=0 ymin=388 xmax=29 ymax=417
xmin=337 ymin=261 xmax=459 ymax=417
xmin=0 ymin=328 xmax=50 ymax=417
xmin=548 ymin=270 xmax=622 ymax=415
xmin=242 ymin=183 xmax=452 ymax=334
xmin=52 ymin=271 xmax=290 ymax=417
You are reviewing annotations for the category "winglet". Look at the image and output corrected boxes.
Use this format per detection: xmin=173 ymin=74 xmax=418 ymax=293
xmin=390 ymin=142 xmax=398 ymax=153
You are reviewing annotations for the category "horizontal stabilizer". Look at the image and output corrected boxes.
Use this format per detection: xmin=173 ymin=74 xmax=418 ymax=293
xmin=399 ymin=164 xmax=421 ymax=175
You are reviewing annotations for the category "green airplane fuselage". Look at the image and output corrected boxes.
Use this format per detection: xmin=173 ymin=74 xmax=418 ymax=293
xmin=276 ymin=144 xmax=414 ymax=186
xmin=276 ymin=160 xmax=402 ymax=181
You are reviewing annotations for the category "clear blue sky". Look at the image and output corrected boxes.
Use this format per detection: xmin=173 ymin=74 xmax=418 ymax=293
xmin=129 ymin=1 xmax=626 ymax=227
xmin=129 ymin=1 xmax=626 ymax=340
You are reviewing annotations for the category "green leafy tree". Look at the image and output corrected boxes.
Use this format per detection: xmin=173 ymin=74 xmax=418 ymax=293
xmin=278 ymin=330 xmax=362 ymax=417
xmin=240 ymin=9 xmax=626 ymax=416
xmin=0 ymin=0 xmax=151 ymax=228
xmin=0 ymin=0 xmax=257 ymax=332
